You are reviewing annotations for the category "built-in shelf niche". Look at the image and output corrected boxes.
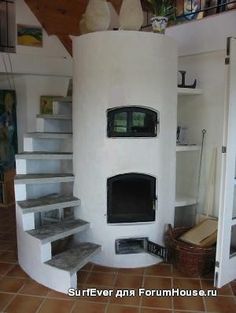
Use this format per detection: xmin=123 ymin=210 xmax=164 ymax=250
xmin=175 ymin=195 xmax=197 ymax=207
xmin=176 ymin=145 xmax=201 ymax=152
xmin=177 ymin=88 xmax=203 ymax=96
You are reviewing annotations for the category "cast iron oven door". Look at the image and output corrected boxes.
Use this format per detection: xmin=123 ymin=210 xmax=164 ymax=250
xmin=107 ymin=106 xmax=159 ymax=137
xmin=107 ymin=173 xmax=156 ymax=223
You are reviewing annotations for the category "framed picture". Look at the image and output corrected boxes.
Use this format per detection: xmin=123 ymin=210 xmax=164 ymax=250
xmin=17 ymin=24 xmax=43 ymax=47
xmin=40 ymin=96 xmax=64 ymax=114
xmin=0 ymin=90 xmax=17 ymax=172
xmin=40 ymin=96 xmax=56 ymax=115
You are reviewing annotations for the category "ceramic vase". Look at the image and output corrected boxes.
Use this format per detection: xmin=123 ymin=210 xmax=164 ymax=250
xmin=150 ymin=16 xmax=168 ymax=34
xmin=84 ymin=0 xmax=110 ymax=32
xmin=119 ymin=0 xmax=143 ymax=31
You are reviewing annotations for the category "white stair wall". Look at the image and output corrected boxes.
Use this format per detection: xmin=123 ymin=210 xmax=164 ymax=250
xmin=15 ymin=97 xmax=101 ymax=294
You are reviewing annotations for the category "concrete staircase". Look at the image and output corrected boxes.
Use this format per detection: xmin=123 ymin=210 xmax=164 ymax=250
xmin=14 ymin=97 xmax=101 ymax=293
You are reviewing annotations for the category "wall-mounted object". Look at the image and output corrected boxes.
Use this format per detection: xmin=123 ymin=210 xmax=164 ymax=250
xmin=178 ymin=70 xmax=197 ymax=88
xmin=40 ymin=96 xmax=62 ymax=115
xmin=0 ymin=0 xmax=15 ymax=52
xmin=17 ymin=24 xmax=43 ymax=47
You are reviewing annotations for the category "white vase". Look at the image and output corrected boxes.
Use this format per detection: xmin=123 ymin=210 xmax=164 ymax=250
xmin=80 ymin=15 xmax=91 ymax=34
xmin=150 ymin=16 xmax=168 ymax=34
xmin=119 ymin=0 xmax=143 ymax=31
xmin=84 ymin=0 xmax=110 ymax=32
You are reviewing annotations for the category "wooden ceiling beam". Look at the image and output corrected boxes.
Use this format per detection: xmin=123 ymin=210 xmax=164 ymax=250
xmin=57 ymin=35 xmax=73 ymax=56
xmin=24 ymin=0 xmax=149 ymax=54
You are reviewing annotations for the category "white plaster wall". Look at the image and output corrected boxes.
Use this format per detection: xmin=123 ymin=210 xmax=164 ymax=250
xmin=0 ymin=0 xmax=72 ymax=151
xmin=166 ymin=10 xmax=236 ymax=56
xmin=0 ymin=0 xmax=72 ymax=76
xmin=0 ymin=75 xmax=70 ymax=152
xmin=73 ymin=32 xmax=177 ymax=267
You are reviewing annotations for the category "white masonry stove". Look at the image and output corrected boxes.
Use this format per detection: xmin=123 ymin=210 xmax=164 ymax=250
xmin=73 ymin=31 xmax=177 ymax=268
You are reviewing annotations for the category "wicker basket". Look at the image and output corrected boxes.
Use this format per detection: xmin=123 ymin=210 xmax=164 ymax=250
xmin=165 ymin=224 xmax=216 ymax=276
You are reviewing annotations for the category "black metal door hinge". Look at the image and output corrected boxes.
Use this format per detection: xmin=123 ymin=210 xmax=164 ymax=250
xmin=225 ymin=57 xmax=230 ymax=65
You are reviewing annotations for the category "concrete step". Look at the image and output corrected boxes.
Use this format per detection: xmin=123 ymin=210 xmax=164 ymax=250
xmin=27 ymin=219 xmax=89 ymax=244
xmin=53 ymin=96 xmax=72 ymax=103
xmin=45 ymin=242 xmax=101 ymax=274
xmin=53 ymin=97 xmax=72 ymax=115
xmin=18 ymin=194 xmax=80 ymax=214
xmin=15 ymin=173 xmax=74 ymax=184
xmin=24 ymin=132 xmax=72 ymax=139
xmin=16 ymin=152 xmax=73 ymax=160
xmin=37 ymin=114 xmax=72 ymax=120
xmin=36 ymin=116 xmax=72 ymax=133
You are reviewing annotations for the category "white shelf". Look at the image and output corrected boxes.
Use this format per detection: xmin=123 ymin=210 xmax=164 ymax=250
xmin=175 ymin=195 xmax=197 ymax=207
xmin=176 ymin=145 xmax=201 ymax=152
xmin=178 ymin=88 xmax=203 ymax=96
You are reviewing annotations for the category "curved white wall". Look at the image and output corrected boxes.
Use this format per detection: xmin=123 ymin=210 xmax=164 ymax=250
xmin=73 ymin=31 xmax=177 ymax=267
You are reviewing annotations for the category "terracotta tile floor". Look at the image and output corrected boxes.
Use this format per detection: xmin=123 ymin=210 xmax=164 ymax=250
xmin=0 ymin=206 xmax=236 ymax=313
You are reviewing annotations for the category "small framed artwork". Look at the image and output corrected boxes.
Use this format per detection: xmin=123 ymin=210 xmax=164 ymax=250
xmin=40 ymin=96 xmax=65 ymax=114
xmin=17 ymin=24 xmax=43 ymax=47
xmin=40 ymin=96 xmax=55 ymax=115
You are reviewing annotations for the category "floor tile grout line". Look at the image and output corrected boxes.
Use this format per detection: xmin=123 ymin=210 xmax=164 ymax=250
xmin=104 ymin=270 xmax=118 ymax=313
xmin=68 ymin=299 xmax=77 ymax=313
xmin=171 ymin=275 xmax=174 ymax=313
xmin=1 ymin=273 xmax=31 ymax=312
xmin=138 ymin=270 xmax=145 ymax=313
xmin=34 ymin=297 xmax=47 ymax=313
xmin=199 ymin=276 xmax=207 ymax=312
xmin=0 ymin=263 xmax=15 ymax=278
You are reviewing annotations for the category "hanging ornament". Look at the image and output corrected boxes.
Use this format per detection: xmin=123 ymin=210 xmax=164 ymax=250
xmin=84 ymin=0 xmax=110 ymax=32
xmin=119 ymin=0 xmax=143 ymax=31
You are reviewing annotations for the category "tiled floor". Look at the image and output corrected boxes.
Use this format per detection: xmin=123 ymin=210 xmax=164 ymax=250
xmin=0 ymin=206 xmax=236 ymax=313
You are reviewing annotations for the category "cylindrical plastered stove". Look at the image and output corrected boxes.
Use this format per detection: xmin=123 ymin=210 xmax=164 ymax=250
xmin=73 ymin=31 xmax=177 ymax=267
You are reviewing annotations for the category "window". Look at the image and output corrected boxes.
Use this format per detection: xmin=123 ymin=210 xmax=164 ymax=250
xmin=107 ymin=107 xmax=159 ymax=137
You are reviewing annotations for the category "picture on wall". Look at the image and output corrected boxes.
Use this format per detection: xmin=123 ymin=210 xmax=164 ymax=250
xmin=0 ymin=90 xmax=17 ymax=172
xmin=40 ymin=96 xmax=64 ymax=114
xmin=17 ymin=24 xmax=43 ymax=47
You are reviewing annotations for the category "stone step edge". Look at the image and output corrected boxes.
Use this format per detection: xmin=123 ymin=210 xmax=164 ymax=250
xmin=26 ymin=219 xmax=89 ymax=244
xmin=17 ymin=195 xmax=80 ymax=214
xmin=37 ymin=114 xmax=72 ymax=120
xmin=45 ymin=243 xmax=102 ymax=274
xmin=15 ymin=174 xmax=74 ymax=184
xmin=15 ymin=152 xmax=73 ymax=160
xmin=24 ymin=132 xmax=72 ymax=139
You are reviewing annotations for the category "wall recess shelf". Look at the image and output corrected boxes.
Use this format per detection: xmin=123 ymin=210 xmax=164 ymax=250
xmin=177 ymin=88 xmax=203 ymax=95
xmin=175 ymin=195 xmax=197 ymax=207
xmin=176 ymin=145 xmax=201 ymax=152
